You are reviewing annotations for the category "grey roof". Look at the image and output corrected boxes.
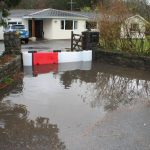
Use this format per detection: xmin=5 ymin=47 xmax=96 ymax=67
xmin=8 ymin=9 xmax=100 ymax=20
xmin=71 ymin=11 xmax=101 ymax=21
xmin=8 ymin=9 xmax=42 ymax=18
xmin=23 ymin=8 xmax=89 ymax=19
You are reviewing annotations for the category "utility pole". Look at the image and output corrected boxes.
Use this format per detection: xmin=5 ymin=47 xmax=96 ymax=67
xmin=71 ymin=0 xmax=73 ymax=11
xmin=68 ymin=0 xmax=76 ymax=11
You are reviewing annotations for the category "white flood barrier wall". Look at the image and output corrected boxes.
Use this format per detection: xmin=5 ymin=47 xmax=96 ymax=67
xmin=81 ymin=51 xmax=92 ymax=61
xmin=22 ymin=50 xmax=92 ymax=66
xmin=58 ymin=51 xmax=92 ymax=63
xmin=58 ymin=52 xmax=81 ymax=63
xmin=22 ymin=52 xmax=32 ymax=66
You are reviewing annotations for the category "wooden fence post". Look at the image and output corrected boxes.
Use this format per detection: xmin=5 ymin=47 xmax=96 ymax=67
xmin=71 ymin=31 xmax=73 ymax=51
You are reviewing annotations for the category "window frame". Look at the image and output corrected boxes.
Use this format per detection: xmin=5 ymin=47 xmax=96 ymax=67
xmin=61 ymin=20 xmax=78 ymax=30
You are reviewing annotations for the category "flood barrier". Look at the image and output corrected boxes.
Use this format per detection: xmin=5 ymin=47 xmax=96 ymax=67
xmin=33 ymin=52 xmax=58 ymax=65
xmin=22 ymin=50 xmax=92 ymax=66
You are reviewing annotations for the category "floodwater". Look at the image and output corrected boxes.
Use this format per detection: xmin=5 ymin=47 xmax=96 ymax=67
xmin=0 ymin=62 xmax=150 ymax=150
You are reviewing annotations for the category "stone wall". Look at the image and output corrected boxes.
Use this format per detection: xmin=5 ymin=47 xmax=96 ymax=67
xmin=4 ymin=32 xmax=21 ymax=55
xmin=94 ymin=49 xmax=150 ymax=70
xmin=0 ymin=55 xmax=22 ymax=83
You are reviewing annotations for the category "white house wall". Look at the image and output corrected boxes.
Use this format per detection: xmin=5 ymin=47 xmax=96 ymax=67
xmin=43 ymin=19 xmax=53 ymax=40
xmin=43 ymin=19 xmax=86 ymax=40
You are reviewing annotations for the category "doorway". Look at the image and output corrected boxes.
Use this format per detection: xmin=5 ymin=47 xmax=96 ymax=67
xmin=28 ymin=20 xmax=44 ymax=39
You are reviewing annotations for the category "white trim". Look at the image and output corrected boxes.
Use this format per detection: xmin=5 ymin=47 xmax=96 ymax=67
xmin=127 ymin=15 xmax=149 ymax=24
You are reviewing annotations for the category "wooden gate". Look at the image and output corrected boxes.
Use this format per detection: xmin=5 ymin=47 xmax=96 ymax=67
xmin=71 ymin=31 xmax=83 ymax=51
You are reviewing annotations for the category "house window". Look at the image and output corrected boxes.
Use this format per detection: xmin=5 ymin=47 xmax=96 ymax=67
xmin=18 ymin=22 xmax=22 ymax=24
xmin=8 ymin=22 xmax=17 ymax=25
xmin=8 ymin=21 xmax=22 ymax=25
xmin=61 ymin=20 xmax=78 ymax=30
xmin=74 ymin=21 xmax=78 ymax=30
xmin=86 ymin=21 xmax=97 ymax=30
xmin=61 ymin=20 xmax=64 ymax=29
xmin=65 ymin=20 xmax=73 ymax=30
xmin=130 ymin=23 xmax=139 ymax=32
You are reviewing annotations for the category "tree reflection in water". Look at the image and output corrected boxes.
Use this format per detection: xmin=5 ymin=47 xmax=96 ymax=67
xmin=0 ymin=101 xmax=66 ymax=150
xmin=92 ymin=72 xmax=150 ymax=110
xmin=60 ymin=65 xmax=150 ymax=111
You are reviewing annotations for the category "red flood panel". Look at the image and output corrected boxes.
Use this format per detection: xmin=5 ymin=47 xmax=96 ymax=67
xmin=33 ymin=52 xmax=58 ymax=65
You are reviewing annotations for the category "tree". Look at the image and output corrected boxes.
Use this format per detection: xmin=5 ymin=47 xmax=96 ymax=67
xmin=0 ymin=0 xmax=21 ymax=16
xmin=0 ymin=0 xmax=21 ymax=25
xmin=98 ymin=0 xmax=150 ymax=54
xmin=16 ymin=0 xmax=99 ymax=10
xmin=125 ymin=0 xmax=150 ymax=21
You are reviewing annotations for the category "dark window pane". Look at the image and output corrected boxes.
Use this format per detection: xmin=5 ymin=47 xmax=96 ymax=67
xmin=65 ymin=20 xmax=73 ymax=30
xmin=130 ymin=23 xmax=139 ymax=32
xmin=74 ymin=21 xmax=78 ymax=29
xmin=61 ymin=20 xmax=64 ymax=29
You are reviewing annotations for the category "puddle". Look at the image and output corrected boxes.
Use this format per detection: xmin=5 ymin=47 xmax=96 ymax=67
xmin=0 ymin=62 xmax=150 ymax=150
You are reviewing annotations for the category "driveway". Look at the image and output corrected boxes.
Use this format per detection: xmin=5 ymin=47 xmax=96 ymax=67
xmin=0 ymin=40 xmax=71 ymax=55
xmin=21 ymin=39 xmax=71 ymax=52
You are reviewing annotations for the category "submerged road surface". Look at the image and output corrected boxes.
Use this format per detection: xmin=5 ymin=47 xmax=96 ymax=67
xmin=0 ymin=62 xmax=150 ymax=150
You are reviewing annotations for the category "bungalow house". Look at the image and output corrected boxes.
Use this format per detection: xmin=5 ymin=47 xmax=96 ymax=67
xmin=24 ymin=9 xmax=90 ymax=40
xmin=121 ymin=15 xmax=149 ymax=39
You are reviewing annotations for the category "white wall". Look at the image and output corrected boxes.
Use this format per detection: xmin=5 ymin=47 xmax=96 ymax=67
xmin=43 ymin=19 xmax=52 ymax=40
xmin=43 ymin=19 xmax=86 ymax=40
xmin=0 ymin=26 xmax=4 ymax=40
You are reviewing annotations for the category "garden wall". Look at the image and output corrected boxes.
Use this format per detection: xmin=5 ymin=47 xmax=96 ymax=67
xmin=0 ymin=55 xmax=22 ymax=82
xmin=94 ymin=49 xmax=150 ymax=70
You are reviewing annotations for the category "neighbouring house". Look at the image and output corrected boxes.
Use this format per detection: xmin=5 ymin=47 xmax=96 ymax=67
xmin=0 ymin=9 xmax=39 ymax=40
xmin=121 ymin=15 xmax=149 ymax=39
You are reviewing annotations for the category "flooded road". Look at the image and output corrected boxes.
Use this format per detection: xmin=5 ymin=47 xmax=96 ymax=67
xmin=0 ymin=62 xmax=150 ymax=150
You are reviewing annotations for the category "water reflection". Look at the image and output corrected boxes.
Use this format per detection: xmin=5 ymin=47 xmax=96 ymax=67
xmin=92 ymin=73 xmax=150 ymax=110
xmin=23 ymin=61 xmax=92 ymax=77
xmin=0 ymin=101 xmax=66 ymax=150
xmin=23 ymin=62 xmax=150 ymax=110
xmin=0 ymin=73 xmax=23 ymax=100
xmin=1 ymin=62 xmax=150 ymax=149
xmin=59 ymin=63 xmax=150 ymax=110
